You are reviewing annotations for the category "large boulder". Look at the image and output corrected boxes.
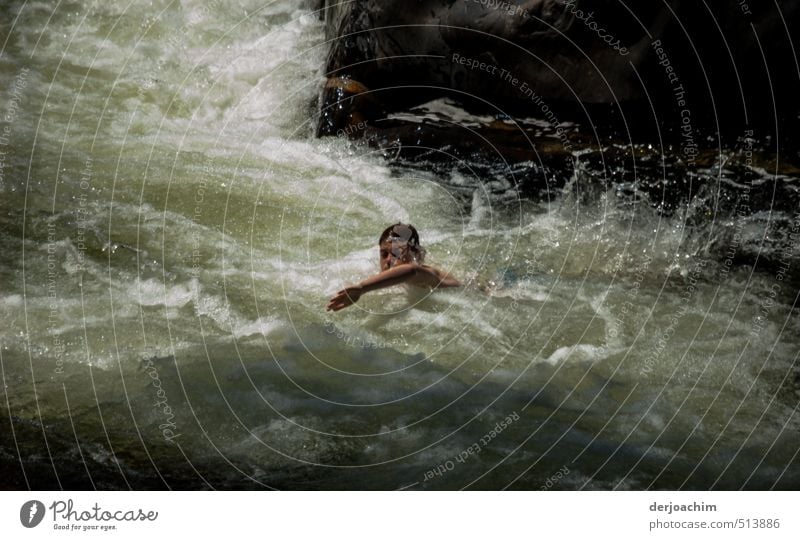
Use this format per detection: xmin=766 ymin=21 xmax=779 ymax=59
xmin=317 ymin=0 xmax=800 ymax=142
xmin=313 ymin=1 xmax=800 ymax=278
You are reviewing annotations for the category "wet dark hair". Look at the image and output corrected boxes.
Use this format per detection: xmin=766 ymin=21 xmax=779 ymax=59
xmin=379 ymin=223 xmax=426 ymax=263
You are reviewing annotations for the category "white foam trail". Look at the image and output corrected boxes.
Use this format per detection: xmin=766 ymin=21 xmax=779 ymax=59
xmin=542 ymin=344 xmax=612 ymax=365
xmin=129 ymin=278 xmax=195 ymax=308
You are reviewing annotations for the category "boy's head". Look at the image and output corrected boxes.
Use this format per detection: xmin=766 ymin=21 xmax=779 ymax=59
xmin=378 ymin=223 xmax=425 ymax=270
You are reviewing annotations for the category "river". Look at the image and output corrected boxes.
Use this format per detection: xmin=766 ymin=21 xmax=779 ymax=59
xmin=0 ymin=0 xmax=798 ymax=489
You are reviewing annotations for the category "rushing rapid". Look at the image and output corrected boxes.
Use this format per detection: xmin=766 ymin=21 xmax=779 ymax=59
xmin=0 ymin=0 xmax=798 ymax=489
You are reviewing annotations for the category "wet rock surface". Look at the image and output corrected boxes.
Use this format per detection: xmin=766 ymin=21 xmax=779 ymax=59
xmin=314 ymin=1 xmax=800 ymax=276
xmin=318 ymin=1 xmax=799 ymax=131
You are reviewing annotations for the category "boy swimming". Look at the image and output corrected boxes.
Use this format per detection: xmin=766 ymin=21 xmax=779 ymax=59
xmin=326 ymin=223 xmax=461 ymax=312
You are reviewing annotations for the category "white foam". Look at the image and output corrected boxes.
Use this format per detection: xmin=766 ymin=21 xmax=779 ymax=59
xmin=129 ymin=278 xmax=196 ymax=308
xmin=468 ymin=189 xmax=489 ymax=230
xmin=542 ymin=344 xmax=608 ymax=365
xmin=0 ymin=295 xmax=23 ymax=308
xmin=233 ymin=317 xmax=284 ymax=339
xmin=387 ymin=98 xmax=496 ymax=127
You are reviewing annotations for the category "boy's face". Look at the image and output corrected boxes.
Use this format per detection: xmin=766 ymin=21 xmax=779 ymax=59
xmin=379 ymin=241 xmax=407 ymax=271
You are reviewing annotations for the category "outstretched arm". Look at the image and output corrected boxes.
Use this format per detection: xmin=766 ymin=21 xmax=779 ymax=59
xmin=326 ymin=264 xmax=460 ymax=312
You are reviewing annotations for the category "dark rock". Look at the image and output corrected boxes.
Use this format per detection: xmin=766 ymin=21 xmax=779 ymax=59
xmin=317 ymin=0 xmax=800 ymax=147
xmin=313 ymin=0 xmax=800 ymax=276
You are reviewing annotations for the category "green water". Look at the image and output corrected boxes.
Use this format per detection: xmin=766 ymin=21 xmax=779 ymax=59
xmin=0 ymin=0 xmax=798 ymax=489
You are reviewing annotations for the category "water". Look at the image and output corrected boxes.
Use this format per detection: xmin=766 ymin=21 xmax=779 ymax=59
xmin=1 ymin=1 xmax=798 ymax=489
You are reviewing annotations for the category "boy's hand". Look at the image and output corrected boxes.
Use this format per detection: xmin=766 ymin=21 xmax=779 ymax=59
xmin=326 ymin=285 xmax=364 ymax=311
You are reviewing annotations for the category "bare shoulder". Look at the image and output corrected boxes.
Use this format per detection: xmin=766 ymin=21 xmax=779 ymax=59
xmin=411 ymin=264 xmax=461 ymax=288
